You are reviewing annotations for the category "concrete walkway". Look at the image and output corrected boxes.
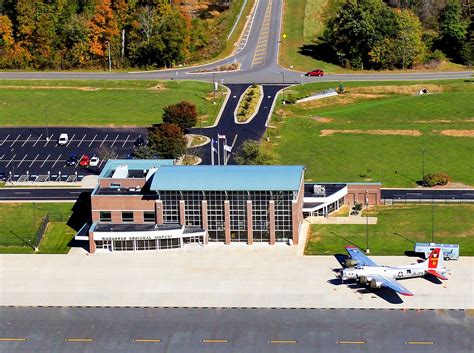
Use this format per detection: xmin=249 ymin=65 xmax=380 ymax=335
xmin=308 ymin=216 xmax=378 ymax=224
xmin=0 ymin=246 xmax=471 ymax=309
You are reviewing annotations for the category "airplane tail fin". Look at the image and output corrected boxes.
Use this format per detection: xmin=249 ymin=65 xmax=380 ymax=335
xmin=423 ymin=248 xmax=448 ymax=280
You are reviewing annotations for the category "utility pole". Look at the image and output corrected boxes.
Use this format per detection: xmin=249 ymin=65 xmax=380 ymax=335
xmin=106 ymin=40 xmax=112 ymax=72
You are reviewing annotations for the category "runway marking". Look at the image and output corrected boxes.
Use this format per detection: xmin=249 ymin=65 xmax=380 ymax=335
xmin=202 ymin=339 xmax=229 ymax=343
xmin=21 ymin=134 xmax=31 ymax=147
xmin=337 ymin=340 xmax=366 ymax=344
xmin=66 ymin=134 xmax=75 ymax=147
xmin=32 ymin=134 xmax=42 ymax=147
xmin=100 ymin=134 xmax=108 ymax=147
xmin=40 ymin=154 xmax=51 ymax=168
xmin=122 ymin=134 xmax=130 ymax=147
xmin=269 ymin=340 xmax=297 ymax=344
xmin=111 ymin=134 xmax=119 ymax=147
xmin=89 ymin=134 xmax=97 ymax=147
xmin=10 ymin=134 xmax=20 ymax=147
xmin=77 ymin=134 xmax=87 ymax=147
xmin=0 ymin=337 xmax=27 ymax=341
xmin=6 ymin=154 xmax=16 ymax=167
xmin=133 ymin=338 xmax=161 ymax=343
xmin=406 ymin=341 xmax=435 ymax=345
xmin=66 ymin=338 xmax=93 ymax=342
xmin=0 ymin=134 xmax=10 ymax=146
xmin=29 ymin=154 xmax=40 ymax=168
xmin=51 ymin=154 xmax=62 ymax=168
xmin=17 ymin=154 xmax=28 ymax=167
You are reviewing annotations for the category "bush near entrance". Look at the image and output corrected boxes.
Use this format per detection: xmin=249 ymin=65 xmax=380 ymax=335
xmin=236 ymin=84 xmax=262 ymax=122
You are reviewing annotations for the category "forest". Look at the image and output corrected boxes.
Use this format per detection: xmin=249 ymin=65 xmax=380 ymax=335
xmin=0 ymin=0 xmax=241 ymax=70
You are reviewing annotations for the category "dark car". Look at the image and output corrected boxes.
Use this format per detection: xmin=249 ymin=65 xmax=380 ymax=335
xmin=305 ymin=69 xmax=324 ymax=77
xmin=134 ymin=136 xmax=146 ymax=147
xmin=0 ymin=172 xmax=7 ymax=181
xmin=65 ymin=153 xmax=78 ymax=166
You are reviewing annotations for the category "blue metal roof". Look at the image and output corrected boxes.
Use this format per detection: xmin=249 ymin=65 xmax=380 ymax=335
xmin=150 ymin=165 xmax=304 ymax=191
xmin=99 ymin=159 xmax=175 ymax=178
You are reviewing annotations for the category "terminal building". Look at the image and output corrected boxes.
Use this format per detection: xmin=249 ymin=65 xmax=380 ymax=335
xmin=77 ymin=160 xmax=381 ymax=253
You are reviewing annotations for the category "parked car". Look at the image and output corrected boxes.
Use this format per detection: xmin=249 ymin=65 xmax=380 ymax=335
xmin=65 ymin=153 xmax=78 ymax=166
xmin=89 ymin=156 xmax=100 ymax=167
xmin=305 ymin=69 xmax=324 ymax=77
xmin=79 ymin=155 xmax=90 ymax=167
xmin=58 ymin=133 xmax=69 ymax=145
xmin=134 ymin=136 xmax=146 ymax=147
xmin=0 ymin=172 xmax=7 ymax=181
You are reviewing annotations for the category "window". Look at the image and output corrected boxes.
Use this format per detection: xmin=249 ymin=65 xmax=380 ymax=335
xmin=159 ymin=238 xmax=181 ymax=249
xmin=100 ymin=211 xmax=111 ymax=222
xmin=144 ymin=211 xmax=155 ymax=223
xmin=110 ymin=182 xmax=122 ymax=188
xmin=122 ymin=211 xmax=134 ymax=222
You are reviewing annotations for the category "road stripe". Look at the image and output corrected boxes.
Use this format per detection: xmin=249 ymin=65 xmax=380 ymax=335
xmin=111 ymin=134 xmax=119 ymax=147
xmin=77 ymin=134 xmax=87 ymax=147
xmin=51 ymin=154 xmax=62 ymax=168
xmin=133 ymin=338 xmax=161 ymax=343
xmin=269 ymin=340 xmax=297 ymax=344
xmin=0 ymin=134 xmax=10 ymax=146
xmin=21 ymin=134 xmax=31 ymax=147
xmin=40 ymin=154 xmax=51 ymax=168
xmin=0 ymin=337 xmax=27 ymax=341
xmin=14 ymin=192 xmax=31 ymax=194
xmin=406 ymin=341 xmax=435 ymax=345
xmin=10 ymin=134 xmax=20 ymax=147
xmin=29 ymin=154 xmax=40 ymax=168
xmin=89 ymin=134 xmax=97 ymax=147
xmin=17 ymin=154 xmax=28 ymax=167
xmin=122 ymin=134 xmax=130 ymax=147
xmin=32 ymin=134 xmax=42 ymax=147
xmin=100 ymin=134 xmax=108 ymax=147
xmin=6 ymin=154 xmax=16 ymax=167
xmin=66 ymin=338 xmax=93 ymax=342
xmin=337 ymin=340 xmax=366 ymax=344
xmin=66 ymin=134 xmax=75 ymax=147
xmin=202 ymin=339 xmax=228 ymax=343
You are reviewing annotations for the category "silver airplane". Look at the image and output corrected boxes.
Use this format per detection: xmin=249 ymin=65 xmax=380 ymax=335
xmin=340 ymin=246 xmax=448 ymax=296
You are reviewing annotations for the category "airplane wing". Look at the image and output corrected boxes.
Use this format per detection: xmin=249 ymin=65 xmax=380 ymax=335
xmin=371 ymin=274 xmax=414 ymax=296
xmin=426 ymin=269 xmax=448 ymax=280
xmin=345 ymin=246 xmax=378 ymax=267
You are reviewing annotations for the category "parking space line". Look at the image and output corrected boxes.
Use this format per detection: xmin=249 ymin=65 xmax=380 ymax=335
xmin=0 ymin=154 xmax=4 ymax=160
xmin=32 ymin=134 xmax=42 ymax=147
xmin=76 ymin=154 xmax=84 ymax=168
xmin=17 ymin=154 xmax=28 ymax=167
xmin=29 ymin=154 xmax=40 ymax=168
xmin=6 ymin=154 xmax=16 ymax=167
xmin=77 ymin=134 xmax=87 ymax=147
xmin=0 ymin=134 xmax=10 ymax=146
xmin=44 ymin=135 xmax=54 ymax=147
xmin=111 ymin=134 xmax=119 ymax=147
xmin=52 ymin=154 xmax=62 ymax=168
xmin=100 ymin=134 xmax=108 ymax=147
xmin=122 ymin=134 xmax=130 ymax=147
xmin=98 ymin=158 xmax=105 ymax=168
xmin=21 ymin=134 xmax=31 ymax=147
xmin=40 ymin=154 xmax=51 ymax=168
xmin=89 ymin=134 xmax=97 ymax=147
xmin=10 ymin=134 xmax=20 ymax=147
xmin=66 ymin=134 xmax=75 ymax=147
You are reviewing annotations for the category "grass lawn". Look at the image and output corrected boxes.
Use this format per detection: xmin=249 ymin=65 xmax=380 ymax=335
xmin=0 ymin=80 xmax=225 ymax=127
xmin=305 ymin=204 xmax=474 ymax=256
xmin=37 ymin=223 xmax=76 ymax=254
xmin=0 ymin=203 xmax=74 ymax=253
xmin=268 ymin=80 xmax=474 ymax=187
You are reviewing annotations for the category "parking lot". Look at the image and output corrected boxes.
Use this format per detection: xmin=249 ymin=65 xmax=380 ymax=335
xmin=0 ymin=127 xmax=147 ymax=182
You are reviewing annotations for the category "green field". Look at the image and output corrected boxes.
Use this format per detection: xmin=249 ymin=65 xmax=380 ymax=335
xmin=269 ymin=80 xmax=474 ymax=187
xmin=0 ymin=203 xmax=75 ymax=253
xmin=305 ymin=204 xmax=474 ymax=256
xmin=0 ymin=80 xmax=225 ymax=127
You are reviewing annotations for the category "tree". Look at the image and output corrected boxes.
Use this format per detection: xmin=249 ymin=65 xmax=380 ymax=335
xmin=438 ymin=0 xmax=469 ymax=63
xmin=162 ymin=101 xmax=198 ymax=130
xmin=148 ymin=123 xmax=186 ymax=159
xmin=87 ymin=0 xmax=119 ymax=64
xmin=235 ymin=140 xmax=277 ymax=165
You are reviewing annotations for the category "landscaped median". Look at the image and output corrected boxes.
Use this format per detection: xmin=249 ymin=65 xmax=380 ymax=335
xmin=235 ymin=84 xmax=263 ymax=123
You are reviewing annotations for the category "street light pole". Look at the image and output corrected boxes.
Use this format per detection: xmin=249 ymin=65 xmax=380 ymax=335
xmin=106 ymin=40 xmax=112 ymax=72
xmin=431 ymin=199 xmax=434 ymax=243
xmin=212 ymin=73 xmax=216 ymax=104
xmin=421 ymin=147 xmax=425 ymax=180
xmin=45 ymin=107 xmax=49 ymax=141
xmin=281 ymin=71 xmax=285 ymax=84
xmin=365 ymin=191 xmax=369 ymax=254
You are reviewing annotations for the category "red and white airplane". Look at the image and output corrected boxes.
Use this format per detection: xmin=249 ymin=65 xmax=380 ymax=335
xmin=340 ymin=246 xmax=448 ymax=296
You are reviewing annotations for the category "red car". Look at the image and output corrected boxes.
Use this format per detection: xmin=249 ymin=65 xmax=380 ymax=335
xmin=79 ymin=155 xmax=90 ymax=167
xmin=305 ymin=69 xmax=324 ymax=77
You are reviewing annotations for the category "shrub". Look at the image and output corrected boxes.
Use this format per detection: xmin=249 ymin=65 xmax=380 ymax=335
xmin=285 ymin=94 xmax=297 ymax=104
xmin=423 ymin=172 xmax=452 ymax=187
xmin=353 ymin=203 xmax=363 ymax=211
xmin=162 ymin=101 xmax=198 ymax=130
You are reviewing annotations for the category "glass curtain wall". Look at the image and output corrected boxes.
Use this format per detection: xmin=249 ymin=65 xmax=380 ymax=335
xmin=228 ymin=191 xmax=247 ymax=242
xmin=207 ymin=191 xmax=226 ymax=241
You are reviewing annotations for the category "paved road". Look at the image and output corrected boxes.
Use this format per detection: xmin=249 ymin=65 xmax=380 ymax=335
xmin=0 ymin=188 xmax=92 ymax=201
xmin=381 ymin=188 xmax=474 ymax=202
xmin=0 ymin=307 xmax=471 ymax=353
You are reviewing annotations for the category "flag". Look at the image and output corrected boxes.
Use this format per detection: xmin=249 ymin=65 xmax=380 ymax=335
xmin=218 ymin=134 xmax=226 ymax=139
xmin=211 ymin=138 xmax=217 ymax=153
xmin=223 ymin=144 xmax=232 ymax=152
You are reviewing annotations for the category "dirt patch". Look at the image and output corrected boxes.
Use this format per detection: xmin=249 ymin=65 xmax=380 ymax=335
xmin=320 ymin=129 xmax=422 ymax=137
xmin=351 ymin=84 xmax=445 ymax=95
xmin=439 ymin=130 xmax=474 ymax=137
xmin=149 ymin=84 xmax=165 ymax=91
xmin=311 ymin=116 xmax=332 ymax=123
xmin=415 ymin=119 xmax=454 ymax=123
xmin=299 ymin=93 xmax=383 ymax=110
xmin=0 ymin=85 xmax=100 ymax=91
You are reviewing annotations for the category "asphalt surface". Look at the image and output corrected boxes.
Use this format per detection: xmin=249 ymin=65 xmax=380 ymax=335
xmin=381 ymin=188 xmax=474 ymax=202
xmin=0 ymin=188 xmax=92 ymax=201
xmin=188 ymin=83 xmax=286 ymax=164
xmin=0 ymin=307 xmax=471 ymax=353
xmin=0 ymin=127 xmax=147 ymax=180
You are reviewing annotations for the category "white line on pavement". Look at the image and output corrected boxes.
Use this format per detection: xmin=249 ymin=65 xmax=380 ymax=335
xmin=21 ymin=134 xmax=31 ymax=147
xmin=66 ymin=134 xmax=75 ymax=147
xmin=32 ymin=134 xmax=42 ymax=147
xmin=77 ymin=134 xmax=87 ymax=147
xmin=40 ymin=154 xmax=51 ymax=168
xmin=52 ymin=154 xmax=62 ymax=168
xmin=17 ymin=154 xmax=28 ymax=167
xmin=122 ymin=134 xmax=130 ymax=147
xmin=89 ymin=134 xmax=97 ymax=147
xmin=29 ymin=154 xmax=40 ymax=168
xmin=100 ymin=134 xmax=108 ymax=147
xmin=5 ymin=154 xmax=16 ymax=167
xmin=0 ymin=154 xmax=4 ymax=160
xmin=111 ymin=134 xmax=119 ymax=147
xmin=10 ymin=134 xmax=20 ymax=147
xmin=0 ymin=134 xmax=10 ymax=146
xmin=44 ymin=134 xmax=54 ymax=147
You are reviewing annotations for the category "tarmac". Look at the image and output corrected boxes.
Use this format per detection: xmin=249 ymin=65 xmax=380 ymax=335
xmin=0 ymin=245 xmax=472 ymax=309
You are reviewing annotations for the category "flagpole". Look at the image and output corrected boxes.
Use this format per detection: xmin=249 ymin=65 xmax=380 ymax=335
xmin=211 ymin=139 xmax=214 ymax=165
xmin=223 ymin=136 xmax=227 ymax=165
xmin=217 ymin=134 xmax=221 ymax=165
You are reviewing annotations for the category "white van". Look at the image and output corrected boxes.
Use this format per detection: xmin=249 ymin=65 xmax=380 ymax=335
xmin=58 ymin=133 xmax=69 ymax=145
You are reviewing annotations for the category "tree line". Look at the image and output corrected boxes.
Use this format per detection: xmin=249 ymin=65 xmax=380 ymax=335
xmin=318 ymin=0 xmax=472 ymax=70
xmin=0 ymin=0 xmax=238 ymax=70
